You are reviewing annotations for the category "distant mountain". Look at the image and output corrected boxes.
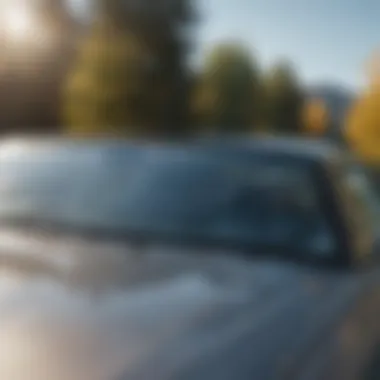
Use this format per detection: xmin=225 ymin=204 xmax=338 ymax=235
xmin=306 ymin=84 xmax=356 ymax=128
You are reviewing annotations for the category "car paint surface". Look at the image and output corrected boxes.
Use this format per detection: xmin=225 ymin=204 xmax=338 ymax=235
xmin=0 ymin=228 xmax=380 ymax=380
xmin=0 ymin=137 xmax=379 ymax=380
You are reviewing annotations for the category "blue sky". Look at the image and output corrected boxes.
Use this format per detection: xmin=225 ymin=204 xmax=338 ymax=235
xmin=195 ymin=0 xmax=379 ymax=90
xmin=71 ymin=0 xmax=378 ymax=91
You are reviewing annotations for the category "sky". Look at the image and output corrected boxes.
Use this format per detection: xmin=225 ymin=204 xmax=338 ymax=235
xmin=70 ymin=0 xmax=380 ymax=91
xmin=196 ymin=0 xmax=380 ymax=91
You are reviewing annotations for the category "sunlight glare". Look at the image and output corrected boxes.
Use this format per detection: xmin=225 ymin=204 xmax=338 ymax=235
xmin=4 ymin=5 xmax=35 ymax=40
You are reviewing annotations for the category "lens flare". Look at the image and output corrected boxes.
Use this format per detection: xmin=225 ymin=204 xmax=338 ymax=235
xmin=4 ymin=6 xmax=34 ymax=40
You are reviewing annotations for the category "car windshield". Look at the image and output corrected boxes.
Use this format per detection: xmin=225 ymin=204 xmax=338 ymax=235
xmin=0 ymin=144 xmax=337 ymax=257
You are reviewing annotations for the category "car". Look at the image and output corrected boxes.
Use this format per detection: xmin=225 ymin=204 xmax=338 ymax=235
xmin=0 ymin=136 xmax=380 ymax=380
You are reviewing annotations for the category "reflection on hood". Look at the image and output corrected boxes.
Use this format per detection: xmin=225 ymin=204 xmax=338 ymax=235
xmin=0 ymin=230 xmax=372 ymax=380
xmin=0 ymin=259 xmax=236 ymax=380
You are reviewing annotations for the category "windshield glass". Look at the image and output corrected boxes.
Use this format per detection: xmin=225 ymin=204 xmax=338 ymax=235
xmin=0 ymin=145 xmax=337 ymax=257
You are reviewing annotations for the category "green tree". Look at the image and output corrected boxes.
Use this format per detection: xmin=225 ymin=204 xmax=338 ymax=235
xmin=263 ymin=62 xmax=304 ymax=134
xmin=63 ymin=21 xmax=151 ymax=136
xmin=194 ymin=42 xmax=260 ymax=133
xmin=63 ymin=0 xmax=195 ymax=137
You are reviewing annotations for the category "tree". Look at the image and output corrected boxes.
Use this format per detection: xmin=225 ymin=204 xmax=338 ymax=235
xmin=63 ymin=0 xmax=195 ymax=137
xmin=346 ymin=90 xmax=380 ymax=164
xmin=193 ymin=42 xmax=260 ymax=133
xmin=63 ymin=21 xmax=153 ymax=136
xmin=302 ymin=98 xmax=330 ymax=136
xmin=345 ymin=51 xmax=380 ymax=165
xmin=263 ymin=62 xmax=304 ymax=134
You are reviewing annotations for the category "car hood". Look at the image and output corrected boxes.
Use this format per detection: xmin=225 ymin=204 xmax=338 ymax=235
xmin=0 ymin=229 xmax=376 ymax=380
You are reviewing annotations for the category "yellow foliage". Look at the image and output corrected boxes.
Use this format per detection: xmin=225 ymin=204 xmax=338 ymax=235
xmin=344 ymin=49 xmax=380 ymax=165
xmin=302 ymin=98 xmax=329 ymax=136
xmin=345 ymin=87 xmax=380 ymax=165
xmin=62 ymin=22 xmax=151 ymax=137
xmin=365 ymin=49 xmax=380 ymax=90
